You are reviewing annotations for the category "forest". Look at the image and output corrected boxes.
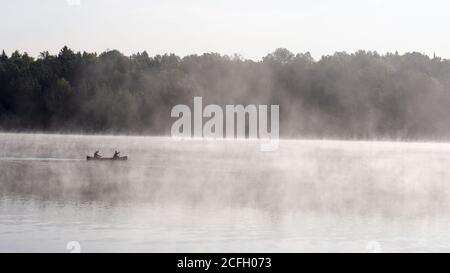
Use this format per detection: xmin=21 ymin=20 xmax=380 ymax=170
xmin=1 ymin=46 xmax=450 ymax=139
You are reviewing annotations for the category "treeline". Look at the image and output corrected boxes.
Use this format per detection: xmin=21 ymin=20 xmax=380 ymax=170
xmin=1 ymin=46 xmax=450 ymax=139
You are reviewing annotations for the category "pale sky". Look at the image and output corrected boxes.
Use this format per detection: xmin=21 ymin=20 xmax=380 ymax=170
xmin=1 ymin=0 xmax=450 ymax=60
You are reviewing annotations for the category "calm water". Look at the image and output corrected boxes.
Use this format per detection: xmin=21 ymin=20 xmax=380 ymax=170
xmin=1 ymin=133 xmax=450 ymax=252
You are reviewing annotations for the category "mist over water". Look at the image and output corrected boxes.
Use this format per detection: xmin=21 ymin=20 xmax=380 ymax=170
xmin=1 ymin=133 xmax=450 ymax=252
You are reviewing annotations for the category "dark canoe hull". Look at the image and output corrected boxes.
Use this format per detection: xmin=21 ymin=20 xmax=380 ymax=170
xmin=86 ymin=156 xmax=128 ymax=161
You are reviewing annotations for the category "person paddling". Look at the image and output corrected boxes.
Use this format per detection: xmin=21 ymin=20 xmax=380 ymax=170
xmin=94 ymin=151 xmax=102 ymax=158
xmin=113 ymin=150 xmax=120 ymax=159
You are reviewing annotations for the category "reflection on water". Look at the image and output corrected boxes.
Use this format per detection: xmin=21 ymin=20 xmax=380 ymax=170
xmin=1 ymin=133 xmax=450 ymax=252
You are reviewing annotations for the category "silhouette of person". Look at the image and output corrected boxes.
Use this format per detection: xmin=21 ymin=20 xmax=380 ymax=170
xmin=94 ymin=151 xmax=101 ymax=158
xmin=113 ymin=150 xmax=120 ymax=158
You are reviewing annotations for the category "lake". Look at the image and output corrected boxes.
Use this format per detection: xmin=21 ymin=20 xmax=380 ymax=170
xmin=1 ymin=133 xmax=450 ymax=252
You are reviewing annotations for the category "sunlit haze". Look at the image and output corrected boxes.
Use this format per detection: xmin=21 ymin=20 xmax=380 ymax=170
xmin=2 ymin=0 xmax=450 ymax=59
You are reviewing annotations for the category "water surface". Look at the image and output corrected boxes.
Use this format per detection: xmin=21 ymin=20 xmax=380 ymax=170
xmin=1 ymin=133 xmax=450 ymax=252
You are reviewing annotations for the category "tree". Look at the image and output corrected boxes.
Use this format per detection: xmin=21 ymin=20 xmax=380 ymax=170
xmin=1 ymin=46 xmax=450 ymax=139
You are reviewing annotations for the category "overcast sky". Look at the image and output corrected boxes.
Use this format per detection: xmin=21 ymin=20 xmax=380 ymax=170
xmin=1 ymin=0 xmax=449 ymax=60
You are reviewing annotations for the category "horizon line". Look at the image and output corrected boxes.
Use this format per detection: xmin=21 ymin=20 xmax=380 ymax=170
xmin=1 ymin=47 xmax=448 ymax=62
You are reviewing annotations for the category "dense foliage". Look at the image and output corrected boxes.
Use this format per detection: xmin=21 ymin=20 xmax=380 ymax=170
xmin=1 ymin=46 xmax=450 ymax=139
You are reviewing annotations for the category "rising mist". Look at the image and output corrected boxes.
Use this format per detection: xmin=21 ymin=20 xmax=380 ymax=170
xmin=1 ymin=48 xmax=450 ymax=140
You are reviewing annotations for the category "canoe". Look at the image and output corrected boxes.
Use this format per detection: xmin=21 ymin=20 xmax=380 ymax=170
xmin=86 ymin=156 xmax=128 ymax=161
